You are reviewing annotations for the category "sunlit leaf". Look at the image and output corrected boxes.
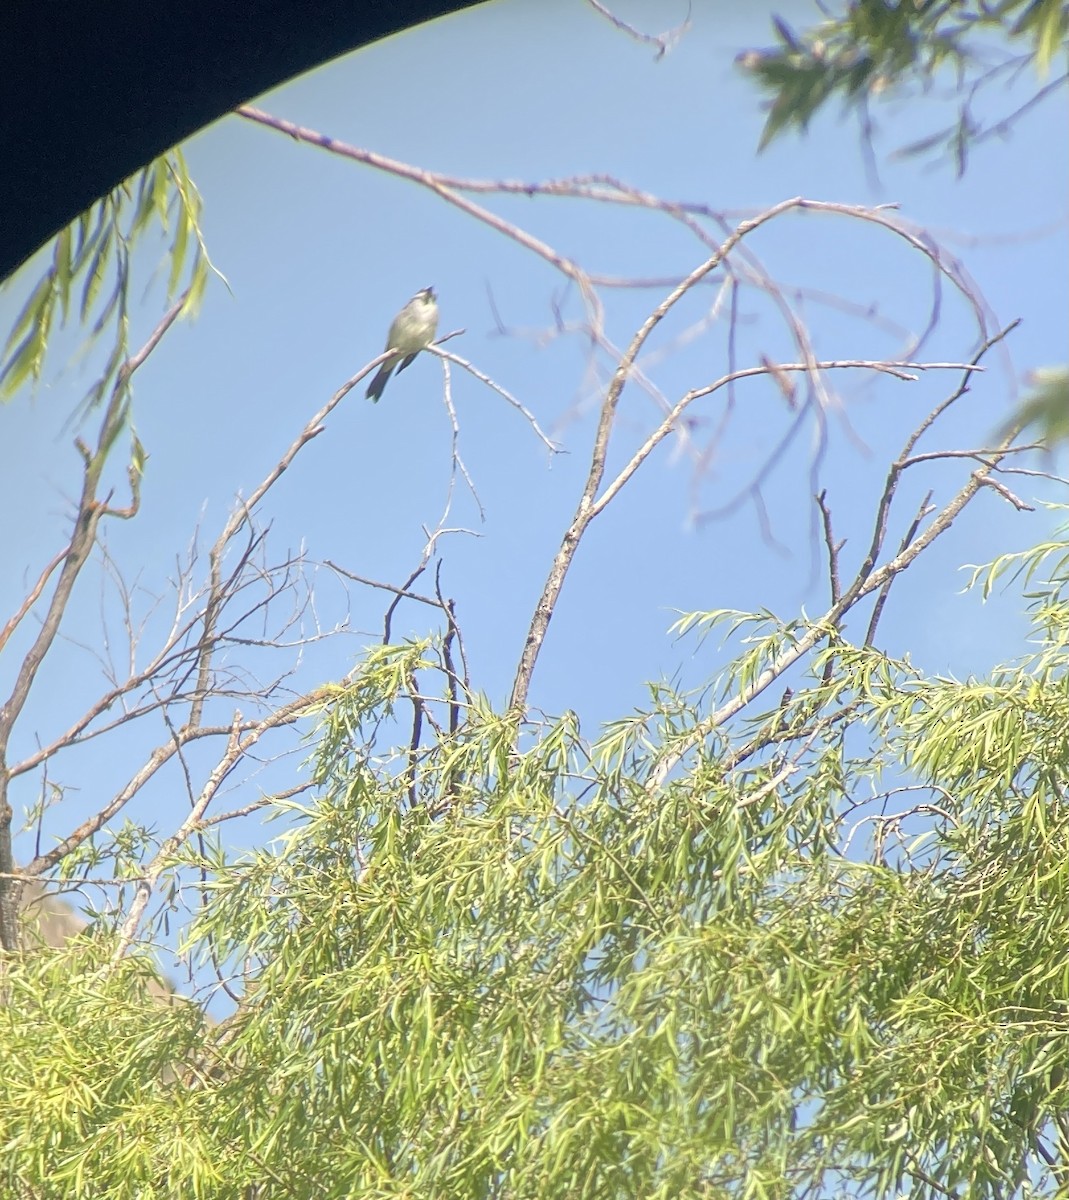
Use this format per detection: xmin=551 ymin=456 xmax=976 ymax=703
xmin=0 ymin=325 xmax=46 ymax=397
xmin=1002 ymin=365 xmax=1069 ymax=447
xmin=79 ymin=222 xmax=115 ymax=324
xmin=1 ymin=267 xmax=55 ymax=362
xmin=54 ymin=225 xmax=72 ymax=322
xmin=129 ymin=435 xmax=146 ymax=479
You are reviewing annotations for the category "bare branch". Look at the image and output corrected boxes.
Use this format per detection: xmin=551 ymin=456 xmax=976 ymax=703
xmin=851 ymin=325 xmax=1020 ymax=613
xmin=200 ymin=782 xmax=314 ymax=829
xmin=507 ymin=199 xmax=809 ymax=716
xmin=864 ymin=490 xmax=935 ymax=647
xmin=438 ymin=358 xmax=485 ymax=525
xmin=23 ymin=723 xmax=254 ymax=877
xmin=184 ymin=349 xmax=388 ymax=736
xmin=0 ymin=546 xmax=68 ymax=656
xmin=648 ymin=325 xmax=1024 ymax=790
xmin=0 ymin=293 xmax=186 ymax=951
xmin=108 ymin=689 xmax=329 ymax=963
xmin=0 ymin=295 xmax=186 ymax=754
xmin=975 ymin=475 xmax=1034 ymax=512
xmin=236 ymin=105 xmax=604 ymax=331
xmin=583 ymin=0 xmax=692 ymax=60
xmin=325 ymin=564 xmax=445 ymax=610
xmin=433 ymin=346 xmax=561 ymax=454
xmin=816 ymin=491 xmax=843 ymax=607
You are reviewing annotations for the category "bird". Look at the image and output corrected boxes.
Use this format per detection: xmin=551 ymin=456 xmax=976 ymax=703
xmin=366 ymin=287 xmax=439 ymax=402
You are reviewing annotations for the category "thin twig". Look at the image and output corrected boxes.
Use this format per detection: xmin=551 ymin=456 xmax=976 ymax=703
xmin=236 ymin=106 xmax=604 ymax=332
xmin=816 ymin=491 xmax=843 ymax=606
xmin=647 ymin=325 xmax=1022 ymax=790
xmin=0 ymin=546 xmax=69 ymax=655
xmin=0 ymin=293 xmax=187 ymax=951
xmin=438 ymin=358 xmax=485 ymax=524
xmin=433 ymin=347 xmax=561 ymax=454
xmin=583 ymin=0 xmax=692 ymax=59
xmin=976 ymin=475 xmax=1034 ymax=512
xmin=107 ymin=690 xmax=328 ymax=964
xmin=507 ymin=199 xmax=809 ymax=716
xmin=865 ymin=491 xmax=934 ymax=647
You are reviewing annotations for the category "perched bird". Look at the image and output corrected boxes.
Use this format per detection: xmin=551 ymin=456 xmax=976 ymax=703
xmin=366 ymin=286 xmax=439 ymax=402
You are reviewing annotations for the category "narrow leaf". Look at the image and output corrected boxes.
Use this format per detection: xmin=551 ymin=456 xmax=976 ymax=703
xmin=0 ymin=326 xmax=46 ymax=397
xmin=2 ymin=268 xmax=56 ymax=360
xmin=80 ymin=223 xmax=115 ymax=323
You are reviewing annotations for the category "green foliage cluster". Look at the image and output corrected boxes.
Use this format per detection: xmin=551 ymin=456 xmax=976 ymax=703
xmin=742 ymin=0 xmax=1068 ymax=167
xmin=1 ymin=5 xmax=1066 ymax=1194
xmin=740 ymin=0 xmax=1069 ymax=449
xmin=5 ymin=530 xmax=1069 ymax=1197
xmin=0 ymin=150 xmax=214 ymax=412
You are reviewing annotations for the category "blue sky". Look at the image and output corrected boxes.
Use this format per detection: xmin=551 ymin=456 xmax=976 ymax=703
xmin=1 ymin=0 xmax=1066 ymax=928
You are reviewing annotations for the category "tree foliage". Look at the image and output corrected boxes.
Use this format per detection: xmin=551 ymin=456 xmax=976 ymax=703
xmin=740 ymin=0 xmax=1068 ymax=171
xmin=0 ymin=149 xmax=215 ymax=409
xmin=1 ymin=7 xmax=1067 ymax=1199
xmin=739 ymin=0 xmax=1069 ymax=448
xmin=5 ymin=530 xmax=1069 ymax=1196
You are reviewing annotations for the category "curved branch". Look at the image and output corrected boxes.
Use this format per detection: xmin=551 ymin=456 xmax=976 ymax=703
xmin=506 ymin=199 xmax=812 ymax=716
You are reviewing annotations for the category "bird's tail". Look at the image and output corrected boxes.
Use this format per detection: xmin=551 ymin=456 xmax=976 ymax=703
xmin=366 ymin=363 xmax=393 ymax=402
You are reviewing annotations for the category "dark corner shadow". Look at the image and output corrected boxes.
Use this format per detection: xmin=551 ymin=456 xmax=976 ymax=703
xmin=0 ymin=0 xmax=485 ymax=283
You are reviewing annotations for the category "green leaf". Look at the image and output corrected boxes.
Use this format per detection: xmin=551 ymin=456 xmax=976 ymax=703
xmin=168 ymin=203 xmax=191 ymax=298
xmin=1003 ymin=366 xmax=1069 ymax=447
xmin=152 ymin=158 xmax=170 ymax=223
xmin=130 ymin=161 xmax=161 ymax=234
xmin=69 ymin=203 xmax=106 ymax=274
xmin=54 ymin=225 xmax=73 ymax=323
xmin=2 ymin=267 xmax=55 ymax=362
xmin=3 ymin=148 xmax=220 ymax=423
xmin=130 ymin=432 xmax=148 ymax=478
xmin=0 ymin=325 xmax=46 ymax=397
xmin=1033 ymin=0 xmax=1067 ymax=74
xmin=80 ymin=222 xmax=115 ymax=323
xmin=88 ymin=273 xmax=124 ymax=341
xmin=182 ymin=259 xmax=210 ymax=319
